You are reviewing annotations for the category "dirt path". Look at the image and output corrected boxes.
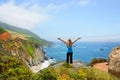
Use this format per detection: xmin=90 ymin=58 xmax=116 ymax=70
xmin=93 ymin=62 xmax=108 ymax=72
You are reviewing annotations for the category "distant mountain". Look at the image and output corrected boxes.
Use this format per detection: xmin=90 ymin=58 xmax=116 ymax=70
xmin=0 ymin=22 xmax=49 ymax=46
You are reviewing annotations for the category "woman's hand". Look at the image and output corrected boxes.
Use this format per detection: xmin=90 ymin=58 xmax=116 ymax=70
xmin=78 ymin=37 xmax=81 ymax=39
xmin=57 ymin=38 xmax=61 ymax=40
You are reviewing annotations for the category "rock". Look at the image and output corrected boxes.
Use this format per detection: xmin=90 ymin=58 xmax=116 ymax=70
xmin=108 ymin=46 xmax=120 ymax=77
xmin=50 ymin=57 xmax=53 ymax=59
xmin=0 ymin=32 xmax=11 ymax=41
xmin=100 ymin=48 xmax=104 ymax=51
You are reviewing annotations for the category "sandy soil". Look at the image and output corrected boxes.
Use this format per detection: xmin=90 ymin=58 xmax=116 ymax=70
xmin=93 ymin=62 xmax=108 ymax=72
xmin=30 ymin=64 xmax=42 ymax=73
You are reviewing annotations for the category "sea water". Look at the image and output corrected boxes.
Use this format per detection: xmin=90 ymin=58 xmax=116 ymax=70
xmin=44 ymin=42 xmax=120 ymax=63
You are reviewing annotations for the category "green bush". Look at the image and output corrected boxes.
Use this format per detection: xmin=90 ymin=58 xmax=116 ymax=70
xmin=0 ymin=27 xmax=6 ymax=34
xmin=39 ymin=68 xmax=57 ymax=80
xmin=69 ymin=71 xmax=80 ymax=79
xmin=62 ymin=62 xmax=73 ymax=68
xmin=0 ymin=52 xmax=34 ymax=80
xmin=25 ymin=41 xmax=35 ymax=58
xmin=86 ymin=68 xmax=118 ymax=80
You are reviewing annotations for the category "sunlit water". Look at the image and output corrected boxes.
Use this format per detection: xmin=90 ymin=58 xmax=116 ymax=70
xmin=44 ymin=42 xmax=120 ymax=63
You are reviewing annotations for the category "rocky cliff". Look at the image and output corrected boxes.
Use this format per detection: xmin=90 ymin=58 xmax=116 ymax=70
xmin=0 ymin=30 xmax=48 ymax=72
xmin=108 ymin=46 xmax=120 ymax=77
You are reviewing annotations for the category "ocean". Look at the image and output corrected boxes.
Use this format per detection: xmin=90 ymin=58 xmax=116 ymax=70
xmin=44 ymin=42 xmax=120 ymax=63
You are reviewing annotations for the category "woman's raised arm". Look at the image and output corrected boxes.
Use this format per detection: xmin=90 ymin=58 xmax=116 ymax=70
xmin=72 ymin=37 xmax=81 ymax=44
xmin=57 ymin=38 xmax=66 ymax=44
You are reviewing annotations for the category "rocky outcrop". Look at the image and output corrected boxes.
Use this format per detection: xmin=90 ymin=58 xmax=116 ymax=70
xmin=108 ymin=46 xmax=120 ymax=77
xmin=0 ymin=32 xmax=11 ymax=41
xmin=0 ymin=32 xmax=48 ymax=72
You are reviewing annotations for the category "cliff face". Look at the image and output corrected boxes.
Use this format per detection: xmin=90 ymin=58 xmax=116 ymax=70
xmin=0 ymin=32 xmax=48 ymax=72
xmin=108 ymin=46 xmax=120 ymax=77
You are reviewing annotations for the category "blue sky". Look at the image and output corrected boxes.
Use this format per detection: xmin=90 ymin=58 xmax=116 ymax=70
xmin=0 ymin=0 xmax=120 ymax=42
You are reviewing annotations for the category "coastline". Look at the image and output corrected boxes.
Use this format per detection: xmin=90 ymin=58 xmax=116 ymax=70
xmin=30 ymin=59 xmax=56 ymax=73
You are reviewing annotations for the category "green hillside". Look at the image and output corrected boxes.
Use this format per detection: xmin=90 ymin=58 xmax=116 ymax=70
xmin=0 ymin=22 xmax=49 ymax=46
xmin=0 ymin=27 xmax=6 ymax=34
xmin=0 ymin=51 xmax=119 ymax=80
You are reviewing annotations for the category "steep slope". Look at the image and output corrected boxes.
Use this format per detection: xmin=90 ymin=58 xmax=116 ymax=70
xmin=0 ymin=22 xmax=49 ymax=47
xmin=0 ymin=51 xmax=34 ymax=80
xmin=0 ymin=28 xmax=48 ymax=72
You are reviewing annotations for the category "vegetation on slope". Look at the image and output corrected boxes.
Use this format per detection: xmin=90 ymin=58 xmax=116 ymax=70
xmin=0 ymin=51 xmax=34 ymax=80
xmin=0 ymin=27 xmax=6 ymax=34
xmin=0 ymin=22 xmax=49 ymax=46
xmin=24 ymin=41 xmax=35 ymax=58
xmin=38 ymin=63 xmax=119 ymax=80
xmin=0 ymin=52 xmax=119 ymax=80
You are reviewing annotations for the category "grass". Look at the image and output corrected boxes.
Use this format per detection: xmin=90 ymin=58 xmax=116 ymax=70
xmin=0 ymin=51 xmax=119 ymax=80
xmin=0 ymin=51 xmax=34 ymax=80
xmin=85 ymin=67 xmax=118 ymax=80
xmin=62 ymin=62 xmax=74 ymax=68
xmin=38 ymin=63 xmax=119 ymax=80
xmin=24 ymin=41 xmax=35 ymax=58
xmin=0 ymin=27 xmax=6 ymax=34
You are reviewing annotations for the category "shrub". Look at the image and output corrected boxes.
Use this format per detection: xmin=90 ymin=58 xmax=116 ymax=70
xmin=62 ymin=62 xmax=73 ymax=68
xmin=39 ymin=68 xmax=57 ymax=80
xmin=0 ymin=52 xmax=34 ymax=80
xmin=86 ymin=68 xmax=118 ymax=80
xmin=25 ymin=41 xmax=35 ymax=58
xmin=58 ymin=74 xmax=74 ymax=80
xmin=0 ymin=27 xmax=6 ymax=34
xmin=90 ymin=58 xmax=107 ymax=66
xmin=69 ymin=71 xmax=80 ymax=80
xmin=78 ymin=69 xmax=87 ymax=79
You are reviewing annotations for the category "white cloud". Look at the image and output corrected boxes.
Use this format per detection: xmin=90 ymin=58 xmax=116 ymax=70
xmin=28 ymin=0 xmax=79 ymax=14
xmin=46 ymin=3 xmax=68 ymax=13
xmin=0 ymin=0 xmax=72 ymax=29
xmin=79 ymin=0 xmax=91 ymax=6
xmin=0 ymin=0 xmax=49 ymax=29
xmin=0 ymin=0 xmax=96 ymax=30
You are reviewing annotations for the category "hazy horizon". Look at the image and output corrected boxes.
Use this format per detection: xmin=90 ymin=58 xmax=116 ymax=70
xmin=0 ymin=0 xmax=120 ymax=42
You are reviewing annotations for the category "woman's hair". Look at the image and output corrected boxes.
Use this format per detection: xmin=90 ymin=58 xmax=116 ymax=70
xmin=67 ymin=39 xmax=72 ymax=46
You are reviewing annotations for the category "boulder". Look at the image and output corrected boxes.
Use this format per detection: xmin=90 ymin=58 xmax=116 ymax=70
xmin=108 ymin=46 xmax=120 ymax=77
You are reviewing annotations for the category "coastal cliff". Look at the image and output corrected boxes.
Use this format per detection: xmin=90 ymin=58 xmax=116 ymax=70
xmin=0 ymin=27 xmax=48 ymax=72
xmin=0 ymin=22 xmax=50 ymax=47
